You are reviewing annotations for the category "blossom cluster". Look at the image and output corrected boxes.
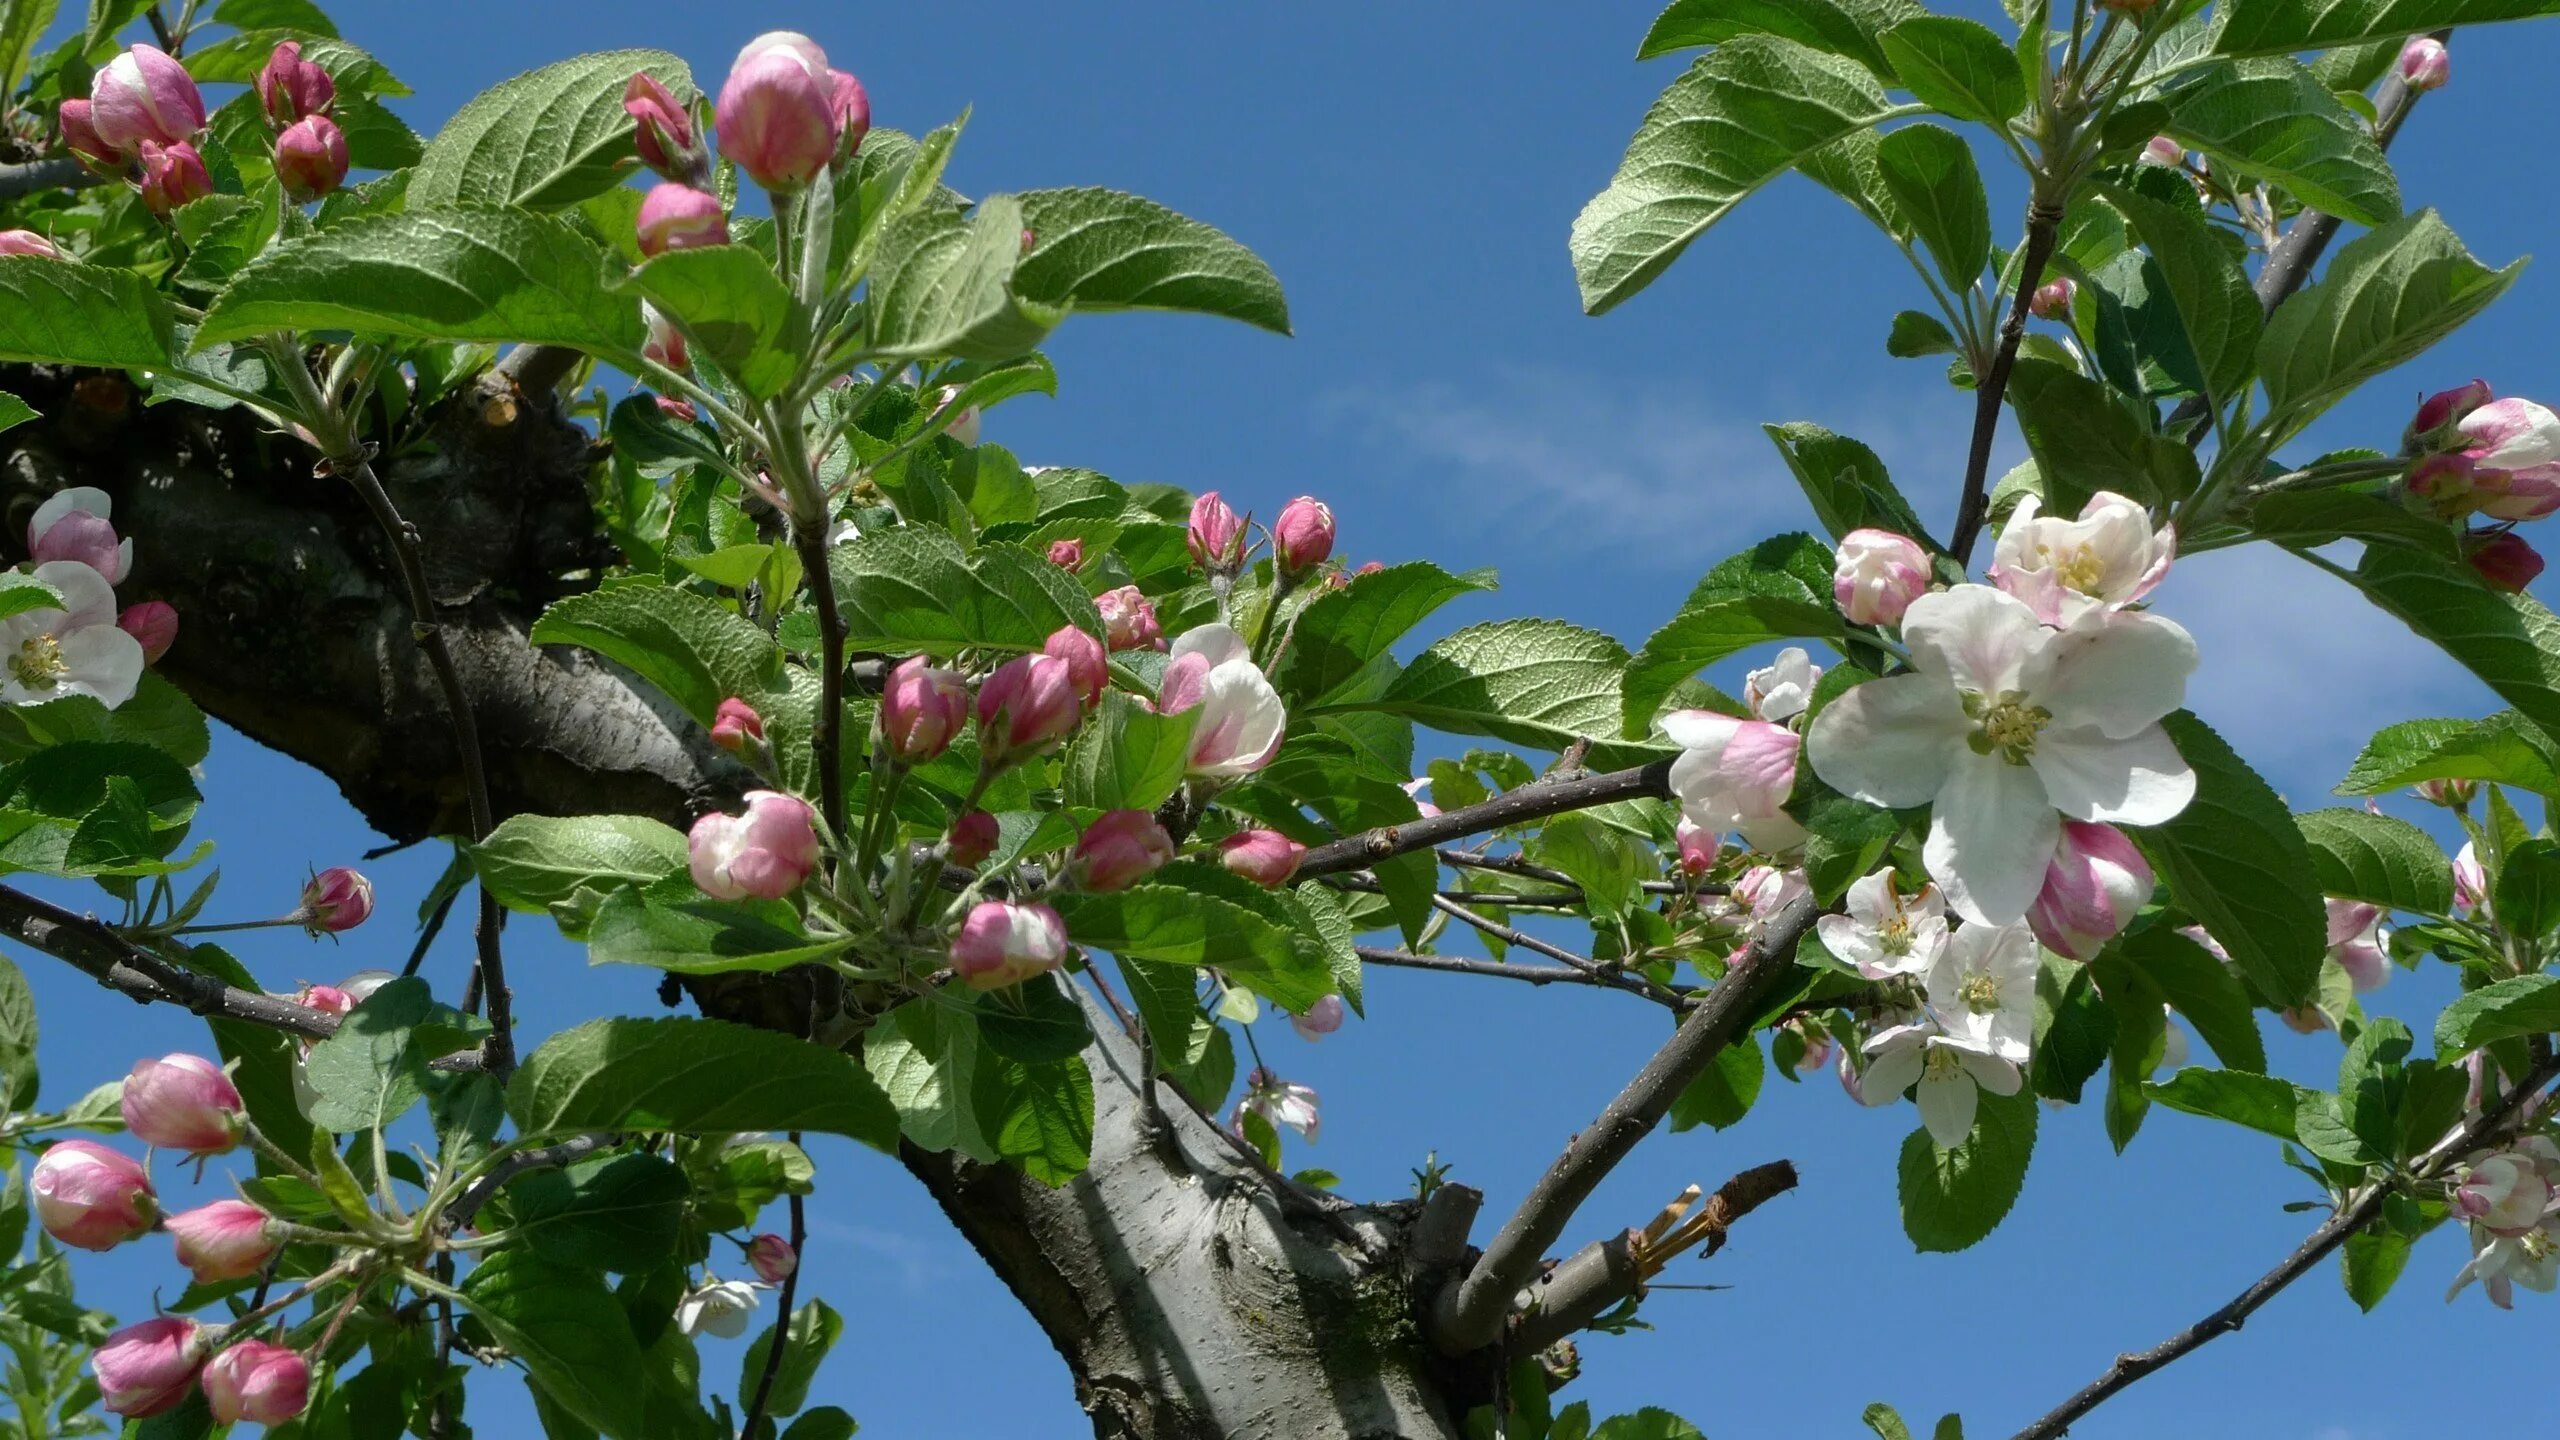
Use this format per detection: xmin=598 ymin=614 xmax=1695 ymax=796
xmin=2403 ymin=382 xmax=2560 ymax=591
xmin=46 ymin=41 xmax=348 ymax=221
xmin=2 ymin=489 xmax=170 ymax=711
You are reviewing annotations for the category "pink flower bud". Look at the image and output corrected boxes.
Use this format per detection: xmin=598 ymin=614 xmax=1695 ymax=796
xmin=1046 ymin=537 xmax=1085 ymax=571
xmin=2454 ymin=841 xmax=2488 ymax=914
xmin=118 ymin=602 xmax=178 ymax=664
xmin=2408 ymin=451 xmax=2481 ymax=518
xmin=121 ymin=1053 xmax=244 ymax=1155
xmin=947 ymin=809 xmax=999 ymax=867
xmin=636 ymin=183 xmax=729 ymax=257
xmin=1674 ymin=817 xmax=1717 ymax=878
xmin=2467 ymin=530 xmax=2544 ymax=593
xmin=203 ymin=1340 xmax=307 ymax=1426
xmin=1044 ymin=625 xmax=1109 ymax=712
xmin=2458 ymin=399 xmax=2560 ymax=521
xmin=880 ymin=655 xmax=969 ymax=764
xmin=255 ymin=41 xmax=335 ymax=130
xmin=748 ymin=1232 xmax=797 ymax=1284
xmin=656 ymin=394 xmax=698 ymax=423
xmin=975 ymin=653 xmax=1083 ymax=767
xmin=296 ymin=983 xmax=355 ymax=1018
xmin=1663 ymin=712 xmax=1800 ymax=845
xmin=2416 ymin=776 xmax=2476 ymax=807
xmin=167 ymin=1200 xmax=280 ymax=1282
xmin=1096 ymin=586 xmax=1163 ymax=652
xmin=1217 ymin=829 xmax=1306 ymax=887
xmin=2398 ymin=35 xmax=2450 ymax=92
xmin=2029 ymin=277 xmax=2076 ymax=320
xmin=949 ymin=900 xmax=1069 ymax=990
xmin=27 ymin=487 xmax=131 ymax=583
xmin=1290 ymin=994 xmax=1346 ymax=1041
xmin=0 ymin=228 xmax=64 ymax=258
xmin=273 ymin=113 xmax=348 ymax=203
xmin=623 ymin=72 xmax=704 ymax=183
xmin=715 ymin=31 xmax=841 ymax=191
xmin=135 ymin=139 xmax=211 ymax=217
xmin=2410 ymin=379 xmax=2492 ymax=445
xmin=299 ymin=866 xmax=373 ymax=934
xmin=1186 ymin=491 xmax=1247 ymax=573
xmin=2137 ymin=135 xmax=2184 ymax=168
xmin=1074 ymin=809 xmax=1175 ymax=892
xmin=2025 ymin=821 xmax=2154 ymax=960
xmin=2325 ymin=897 xmax=2390 ymax=993
xmin=56 ymin=100 xmax=122 ymax=175
xmin=829 ymin=70 xmax=871 ymax=158
xmin=710 ymin=696 xmax=764 ymax=756
xmin=689 ymin=790 xmax=821 ymax=901
xmin=30 ymin=1140 xmax=155 ymax=1251
xmin=93 ymin=1317 xmax=202 ymax=1418
xmin=1272 ymin=496 xmax=1335 ymax=577
xmin=1832 ymin=528 xmax=1930 ymax=626
xmin=90 ymin=45 xmax=205 ymax=154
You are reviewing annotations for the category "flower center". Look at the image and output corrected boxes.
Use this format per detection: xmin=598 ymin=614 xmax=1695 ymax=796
xmin=8 ymin=634 xmax=67 ymax=690
xmin=1964 ymin=690 xmax=2050 ymax=763
xmin=1878 ymin=913 xmax=1914 ymax=956
xmin=1922 ymin=1045 xmax=1963 ymax=1081
xmin=1958 ymin=972 xmax=2003 ymax=1014
xmin=2054 ymin=543 xmax=2106 ymax=594
xmin=2523 ymin=1230 xmax=2555 ymax=1263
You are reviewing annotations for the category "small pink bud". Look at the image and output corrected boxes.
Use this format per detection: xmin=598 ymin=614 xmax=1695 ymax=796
xmin=296 ymin=983 xmax=355 ymax=1018
xmin=203 ymin=1340 xmax=308 ymax=1426
xmin=1832 ymin=528 xmax=1930 ymax=626
xmin=1096 ymin=586 xmax=1163 ymax=652
xmin=26 ymin=488 xmax=130 ymax=583
xmin=135 ymin=140 xmax=212 ymax=217
xmin=656 ymin=394 xmax=699 ymax=423
xmin=121 ymin=1053 xmax=244 ymax=1155
xmin=1073 ymin=809 xmax=1175 ymax=892
xmin=299 ymin=866 xmax=373 ymax=934
xmin=623 ymin=72 xmax=704 ymax=183
xmin=2410 ymin=379 xmax=2492 ymax=444
xmin=689 ymin=790 xmax=821 ymax=901
xmin=947 ymin=810 xmax=1000 ymax=867
xmin=715 ymin=31 xmax=841 ymax=191
xmin=2137 ymin=135 xmax=2184 ymax=168
xmin=56 ymin=100 xmax=122 ymax=175
xmin=90 ymin=45 xmax=205 ymax=154
xmin=2398 ymin=35 xmax=2450 ymax=92
xmin=1290 ymin=994 xmax=1346 ymax=1041
xmin=1674 ymin=817 xmax=1717 ymax=878
xmin=2029 ymin=277 xmax=2076 ymax=320
xmin=30 ymin=1140 xmax=155 ymax=1251
xmin=636 ymin=183 xmax=729 ymax=257
xmin=93 ymin=1317 xmax=202 ymax=1418
xmin=949 ymin=900 xmax=1069 ymax=990
xmin=879 ymin=655 xmax=970 ymax=764
xmin=1186 ymin=491 xmax=1247 ymax=573
xmin=2467 ymin=530 xmax=2544 ymax=593
xmin=710 ymin=697 xmax=765 ymax=756
xmin=273 ymin=113 xmax=348 ymax=203
xmin=2408 ymin=451 xmax=2481 ymax=518
xmin=1043 ymin=625 xmax=1109 ymax=711
xmin=167 ymin=1200 xmax=281 ymax=1282
xmin=975 ymin=653 xmax=1083 ymax=768
xmin=0 ymin=228 xmax=65 ymax=258
xmin=117 ymin=602 xmax=178 ymax=664
xmin=1272 ymin=496 xmax=1335 ymax=576
xmin=830 ymin=71 xmax=871 ymax=158
xmin=2025 ymin=821 xmax=2154 ymax=961
xmin=1217 ymin=829 xmax=1306 ymax=887
xmin=2416 ymin=776 xmax=2476 ymax=807
xmin=1046 ymin=537 xmax=1086 ymax=571
xmin=255 ymin=42 xmax=335 ymax=130
xmin=748 ymin=1232 xmax=797 ymax=1284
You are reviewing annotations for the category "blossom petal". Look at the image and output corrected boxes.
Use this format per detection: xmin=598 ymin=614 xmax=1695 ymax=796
xmin=1956 ymin=1048 xmax=2023 ymax=1096
xmin=1915 ymin=1070 xmax=1979 ymax=1148
xmin=31 ymin=559 xmax=118 ymax=632
xmin=2033 ymin=723 xmax=2195 ymax=826
xmin=1903 ymin=584 xmax=2043 ymax=696
xmin=2029 ymin=611 xmax=2198 ymax=739
xmin=1660 ymin=709 xmax=1740 ymax=753
xmin=54 ymin=626 xmax=144 ymax=709
xmin=1925 ymin=750 xmax=2059 ymax=926
xmin=1805 ymin=674 xmax=1966 ymax=809
xmin=1859 ymin=1041 xmax=1924 ymax=1106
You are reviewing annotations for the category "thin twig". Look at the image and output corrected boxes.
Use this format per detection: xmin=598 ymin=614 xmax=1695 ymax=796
xmin=793 ymin=528 xmax=850 ymax=848
xmin=1438 ymin=849 xmax=1702 ymax=896
xmin=1948 ymin=198 xmax=2067 ymax=566
xmin=0 ymin=158 xmax=101 ymax=204
xmin=1357 ymin=947 xmax=1689 ymax=997
xmin=737 ymin=1132 xmax=808 ymax=1439
xmin=401 ymin=882 xmax=463 ymax=979
xmin=1298 ymin=761 xmax=1673 ymax=881
xmin=439 ymin=1134 xmax=622 ymax=1234
xmin=1429 ymin=895 xmax=1685 ymax=1009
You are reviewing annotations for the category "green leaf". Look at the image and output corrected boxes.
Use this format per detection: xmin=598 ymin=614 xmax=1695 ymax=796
xmin=0 ymin=0 xmax=56 ymax=106
xmin=2165 ymin=59 xmax=2398 ymax=228
xmin=2343 ymin=1225 xmax=2413 ymax=1312
xmin=2133 ymin=712 xmax=2327 ymax=1007
xmin=2004 ymin=358 xmax=2198 ymax=510
xmin=466 ymin=814 xmax=688 ymax=936
xmin=1878 ymin=16 xmax=2025 ymax=125
xmin=1887 ymin=308 xmax=1960 ymax=358
xmin=2258 ymin=210 xmax=2522 ymax=428
xmin=1536 ymin=813 xmax=1648 ymax=923
xmin=182 ymin=32 xmax=403 ymax=94
xmin=2031 ymin=953 xmax=2113 ymax=1104
xmin=2434 ymin=974 xmax=2560 ymax=1055
xmin=1062 ymin=694 xmax=1199 ymax=812
xmin=509 ymin=1017 xmax=900 ymax=1150
xmin=0 ymin=568 xmax=66 ymax=626
xmin=2338 ymin=712 xmax=2560 ymax=798
xmin=1668 ymin=1035 xmax=1766 ymax=1131
xmin=528 ymin=582 xmax=785 ymax=726
xmin=2216 ymin=1 xmax=2560 ymax=56
xmin=614 ymin=246 xmax=802 ymax=401
xmin=1622 ymin=533 xmax=1847 ymax=734
xmin=584 ymin=888 xmax=856 ymax=975
xmin=196 ymin=207 xmax=646 ymax=357
xmin=863 ymin=998 xmax=998 ymax=1161
xmin=1341 ymin=619 xmax=1638 ymax=753
xmin=2118 ymin=926 xmax=2267 ymax=1074
xmin=1590 ymin=1409 xmax=1707 ymax=1440
xmin=1875 ymin=123 xmax=1989 ymax=288
xmin=0 ymin=257 xmax=175 ymax=368
xmin=1896 ymin=1086 xmax=2036 ymax=1252
xmin=501 ymin=1152 xmax=687 ymax=1274
xmin=1637 ymin=0 xmax=1920 ymax=74
xmin=1012 ymin=187 xmax=1289 ymax=335
xmin=1862 ymin=1405 xmax=1913 ymax=1440
xmin=0 ymin=953 xmax=35 ymax=1107
xmin=2295 ymin=807 xmax=2454 ymax=915
xmin=2352 ymin=547 xmax=2560 ymax=745
xmin=410 ymin=49 xmax=694 ymax=210
xmin=828 ymin=527 xmax=1100 ymax=659
xmin=780 ymin=1410 xmax=860 ymax=1440
xmin=459 ymin=1253 xmax=650 ymax=1440
xmin=737 ymin=1299 xmax=842 ymax=1421
xmin=303 ymin=976 xmax=459 ymax=1134
xmin=1052 ymin=876 xmax=1333 ymax=1012
xmin=2101 ymin=182 xmax=2259 ymax=405
xmin=1765 ymin=424 xmax=1931 ymax=542
xmin=2144 ymin=1068 xmax=2308 ymax=1141
xmin=1274 ymin=561 xmax=1495 ymax=703
xmin=973 ymin=1053 xmax=1094 ymax=1185
xmin=868 ymin=194 xmax=1064 ymax=361
xmin=1572 ymin=36 xmax=1906 ymax=314
xmin=977 ymin=979 xmax=1096 ymax=1066
xmin=0 ymin=390 xmax=34 ymax=439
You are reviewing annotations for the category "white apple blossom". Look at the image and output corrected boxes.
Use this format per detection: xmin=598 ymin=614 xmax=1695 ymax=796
xmin=1729 ymin=863 xmax=1809 ymax=937
xmin=1856 ymin=1018 xmax=2022 ymax=1149
xmin=1814 ymin=868 xmax=1948 ymax=980
xmin=1806 ymin=584 xmax=2198 ymax=925
xmin=2448 ymin=1218 xmax=2560 ymax=1309
xmin=1922 ymin=921 xmax=2038 ymax=1063
xmin=1744 ymin=647 xmax=1821 ymax=722
xmin=1988 ymin=491 xmax=2175 ymax=627
xmin=1236 ymin=1067 xmax=1320 ymax=1141
xmin=1665 ymin=710 xmax=1804 ymax=852
xmin=674 ymin=1277 xmax=763 ymax=1338
xmin=1159 ymin=623 xmax=1285 ymax=779
xmin=1 ymin=561 xmax=146 ymax=709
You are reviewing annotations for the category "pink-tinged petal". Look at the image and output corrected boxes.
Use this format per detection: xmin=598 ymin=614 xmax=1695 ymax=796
xmin=1902 ymin=585 xmax=2042 ymax=697
xmin=1925 ymin=750 xmax=2060 ymax=926
xmin=2028 ymin=611 xmax=2198 ymax=739
xmin=1805 ymin=673 xmax=1967 ymax=809
xmin=2031 ymin=723 xmax=2195 ymax=827
xmin=1915 ymin=1070 xmax=1980 ymax=1149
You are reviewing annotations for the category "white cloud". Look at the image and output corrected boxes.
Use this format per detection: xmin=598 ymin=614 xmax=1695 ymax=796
xmin=800 ymin=1220 xmax=952 ymax=1293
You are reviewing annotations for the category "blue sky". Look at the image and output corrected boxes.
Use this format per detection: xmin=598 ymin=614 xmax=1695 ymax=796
xmin=15 ymin=2 xmax=2560 ymax=1436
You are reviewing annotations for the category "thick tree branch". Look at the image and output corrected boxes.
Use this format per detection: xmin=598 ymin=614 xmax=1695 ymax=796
xmin=2009 ymin=1051 xmax=2560 ymax=1440
xmin=1948 ymin=198 xmax=2067 ymax=566
xmin=1430 ymin=896 xmax=1817 ymax=1354
xmin=1299 ymin=761 xmax=1672 ymax=881
xmin=1511 ymin=1159 xmax=1798 ymax=1353
xmin=0 ymin=158 xmax=99 ymax=203
xmin=0 ymin=883 xmax=354 ymax=1041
